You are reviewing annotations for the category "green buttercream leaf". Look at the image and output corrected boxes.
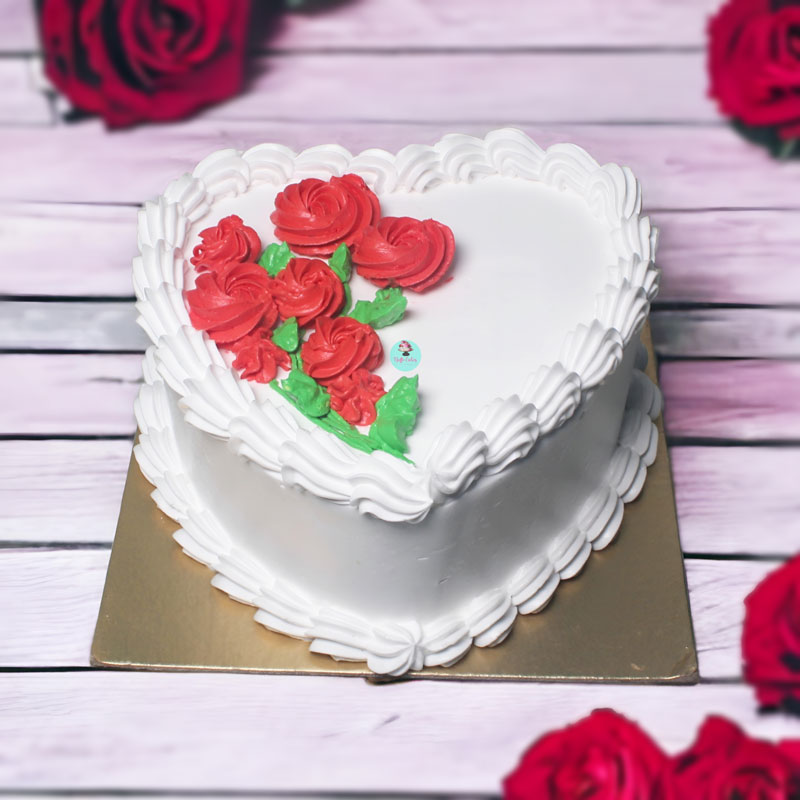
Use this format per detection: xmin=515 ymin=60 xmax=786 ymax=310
xmin=317 ymin=410 xmax=378 ymax=456
xmin=259 ymin=241 xmax=291 ymax=277
xmin=279 ymin=369 xmax=330 ymax=418
xmin=271 ymin=317 xmax=299 ymax=352
xmin=349 ymin=287 xmax=407 ymax=329
xmin=340 ymin=282 xmax=353 ymax=317
xmin=369 ymin=375 xmax=420 ymax=455
xmin=328 ymin=243 xmax=352 ymax=282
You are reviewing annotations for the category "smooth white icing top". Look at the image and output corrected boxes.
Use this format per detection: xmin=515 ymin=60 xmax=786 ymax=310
xmin=133 ymin=129 xmax=659 ymax=523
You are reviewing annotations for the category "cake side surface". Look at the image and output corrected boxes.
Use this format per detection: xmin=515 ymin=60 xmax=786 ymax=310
xmin=134 ymin=339 xmax=660 ymax=675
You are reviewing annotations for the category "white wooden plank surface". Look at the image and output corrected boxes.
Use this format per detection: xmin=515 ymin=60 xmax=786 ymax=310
xmin=0 ymin=301 xmax=145 ymax=351
xmin=0 ymin=547 xmax=774 ymax=681
xmin=0 ymin=0 xmax=721 ymax=53
xmin=0 ymin=440 xmax=130 ymax=543
xmin=672 ymin=447 xmax=800 ymax=555
xmin=1 ymin=674 xmax=796 ymax=794
xmin=0 ymin=549 xmax=108 ymax=667
xmin=10 ymin=52 xmax=713 ymax=129
xmin=5 ymin=302 xmax=800 ymax=360
xmin=661 ymin=360 xmax=800 ymax=441
xmin=205 ymin=52 xmax=713 ymax=124
xmin=3 ymin=354 xmax=140 ymax=436
xmin=0 ymin=203 xmax=136 ymax=297
xmin=269 ymin=0 xmax=718 ymax=49
xmin=8 ymin=353 xmax=800 ymax=440
xmin=687 ymin=558 xmax=778 ymax=679
xmin=0 ymin=0 xmax=38 ymax=52
xmin=0 ymin=57 xmax=51 ymax=125
xmin=657 ymin=210 xmax=800 ymax=305
xmin=5 ymin=206 xmax=800 ymax=305
xmin=3 ymin=122 xmax=799 ymax=208
xmin=651 ymin=308 xmax=800 ymax=359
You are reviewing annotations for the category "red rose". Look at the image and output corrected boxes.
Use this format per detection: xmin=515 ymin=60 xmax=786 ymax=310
xmin=230 ymin=327 xmax=291 ymax=384
xmin=352 ymin=216 xmax=455 ymax=293
xmin=672 ymin=716 xmax=800 ymax=798
xmin=39 ymin=0 xmax=250 ymax=129
xmin=186 ymin=261 xmax=277 ymax=345
xmin=300 ymin=316 xmax=382 ymax=385
xmin=270 ymin=174 xmax=380 ymax=257
xmin=743 ymin=554 xmax=800 ymax=711
xmin=270 ymin=257 xmax=345 ymax=328
xmin=708 ymin=0 xmax=800 ymax=140
xmin=503 ymin=710 xmax=675 ymax=800
xmin=191 ymin=216 xmax=262 ymax=275
xmin=328 ymin=368 xmax=386 ymax=426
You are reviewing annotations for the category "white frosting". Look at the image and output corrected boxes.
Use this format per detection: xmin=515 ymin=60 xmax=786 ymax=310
xmin=131 ymin=129 xmax=663 ymax=676
xmin=133 ymin=129 xmax=659 ymax=524
xmin=134 ymin=342 xmax=661 ymax=676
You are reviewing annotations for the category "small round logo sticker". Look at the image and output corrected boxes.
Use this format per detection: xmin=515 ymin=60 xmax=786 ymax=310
xmin=390 ymin=339 xmax=421 ymax=372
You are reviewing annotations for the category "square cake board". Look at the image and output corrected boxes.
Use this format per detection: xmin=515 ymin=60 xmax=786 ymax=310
xmin=91 ymin=324 xmax=698 ymax=683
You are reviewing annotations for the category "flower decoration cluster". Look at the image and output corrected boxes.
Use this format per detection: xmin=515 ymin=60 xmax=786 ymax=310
xmin=503 ymin=709 xmax=800 ymax=799
xmin=708 ymin=0 xmax=800 ymax=158
xmin=184 ymin=173 xmax=455 ymax=460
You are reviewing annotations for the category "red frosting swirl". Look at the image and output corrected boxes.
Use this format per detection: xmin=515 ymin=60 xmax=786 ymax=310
xmin=352 ymin=216 xmax=455 ymax=292
xmin=300 ymin=316 xmax=383 ymax=385
xmin=270 ymin=257 xmax=345 ymax=328
xmin=191 ymin=215 xmax=262 ymax=274
xmin=230 ymin=328 xmax=291 ymax=384
xmin=186 ymin=261 xmax=277 ymax=345
xmin=271 ymin=174 xmax=380 ymax=257
xmin=328 ymin=368 xmax=386 ymax=426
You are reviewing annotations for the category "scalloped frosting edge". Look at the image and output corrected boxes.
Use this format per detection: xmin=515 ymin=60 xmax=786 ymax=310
xmin=133 ymin=128 xmax=659 ymax=524
xmin=133 ymin=342 xmax=662 ymax=677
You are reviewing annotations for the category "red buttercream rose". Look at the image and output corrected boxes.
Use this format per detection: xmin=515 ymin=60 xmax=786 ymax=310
xmin=352 ymin=216 xmax=455 ymax=292
xmin=503 ymin=710 xmax=675 ymax=800
xmin=300 ymin=316 xmax=382 ymax=385
xmin=39 ymin=0 xmax=250 ymax=129
xmin=709 ymin=0 xmax=800 ymax=140
xmin=672 ymin=716 xmax=800 ymax=798
xmin=270 ymin=257 xmax=345 ymax=327
xmin=743 ymin=554 xmax=800 ymax=711
xmin=271 ymin=174 xmax=381 ymax=257
xmin=328 ymin=368 xmax=386 ymax=426
xmin=191 ymin=215 xmax=262 ymax=275
xmin=186 ymin=261 xmax=277 ymax=345
xmin=230 ymin=328 xmax=291 ymax=384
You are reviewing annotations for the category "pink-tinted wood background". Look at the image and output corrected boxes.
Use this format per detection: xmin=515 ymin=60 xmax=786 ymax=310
xmin=2 ymin=0 xmax=800 ymax=795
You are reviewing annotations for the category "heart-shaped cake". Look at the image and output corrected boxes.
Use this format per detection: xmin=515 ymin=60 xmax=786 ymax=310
xmin=133 ymin=128 xmax=661 ymax=676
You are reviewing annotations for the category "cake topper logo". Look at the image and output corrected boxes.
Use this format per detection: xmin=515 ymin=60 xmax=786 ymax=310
xmin=390 ymin=340 xmax=420 ymax=372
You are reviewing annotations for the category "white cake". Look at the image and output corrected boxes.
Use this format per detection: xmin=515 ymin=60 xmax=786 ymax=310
xmin=132 ymin=129 xmax=661 ymax=676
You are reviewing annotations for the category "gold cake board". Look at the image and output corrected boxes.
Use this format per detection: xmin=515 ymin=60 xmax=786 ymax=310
xmin=92 ymin=328 xmax=698 ymax=683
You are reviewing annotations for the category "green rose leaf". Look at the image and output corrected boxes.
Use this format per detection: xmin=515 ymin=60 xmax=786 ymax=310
xmin=278 ymin=369 xmax=330 ymax=418
xmin=328 ymin=243 xmax=352 ymax=283
xmin=349 ymin=287 xmax=407 ymax=329
xmin=369 ymin=375 xmax=420 ymax=455
xmin=272 ymin=317 xmax=299 ymax=352
xmin=317 ymin=410 xmax=378 ymax=456
xmin=259 ymin=241 xmax=292 ymax=277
